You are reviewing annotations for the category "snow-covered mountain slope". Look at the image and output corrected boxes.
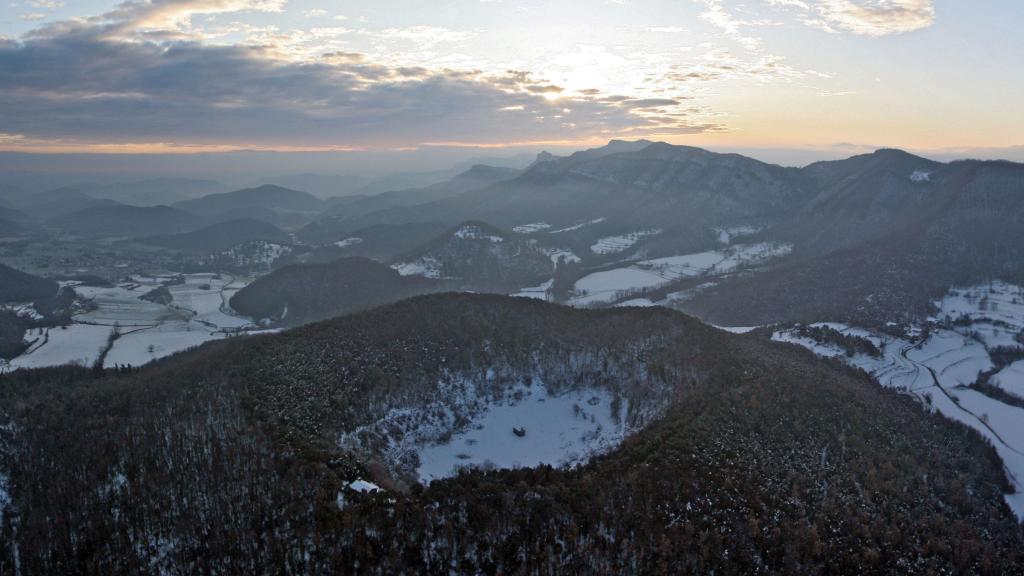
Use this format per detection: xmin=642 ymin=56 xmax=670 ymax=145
xmin=283 ymin=141 xmax=1024 ymax=329
xmin=195 ymin=239 xmax=294 ymax=274
xmin=391 ymin=221 xmax=553 ymax=291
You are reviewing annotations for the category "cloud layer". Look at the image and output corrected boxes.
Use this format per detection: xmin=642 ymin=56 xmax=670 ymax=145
xmin=0 ymin=0 xmax=720 ymax=149
xmin=778 ymin=0 xmax=936 ymax=36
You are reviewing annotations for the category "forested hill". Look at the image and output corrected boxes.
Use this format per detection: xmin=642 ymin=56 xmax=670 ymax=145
xmin=0 ymin=263 xmax=57 ymax=303
xmin=229 ymin=256 xmax=448 ymax=326
xmin=0 ymin=294 xmax=1021 ymax=573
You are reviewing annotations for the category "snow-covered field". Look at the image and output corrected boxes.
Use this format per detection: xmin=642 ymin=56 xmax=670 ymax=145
xmin=2 ymin=273 xmax=255 ymax=372
xmin=773 ymin=282 xmax=1024 ymax=519
xmin=570 ymin=242 xmax=791 ymax=306
xmin=993 ymin=361 xmax=1024 ymax=400
xmin=590 ymin=229 xmax=662 ymax=255
xmin=934 ymin=282 xmax=1024 ymax=349
xmin=7 ymin=324 xmax=113 ymax=369
xmin=573 ymin=268 xmax=669 ymax=306
xmin=715 ymin=225 xmax=761 ymax=245
xmin=416 ymin=382 xmax=627 ymax=482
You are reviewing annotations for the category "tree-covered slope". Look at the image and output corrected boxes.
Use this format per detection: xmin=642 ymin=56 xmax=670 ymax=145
xmin=135 ymin=218 xmax=290 ymax=253
xmin=0 ymin=263 xmax=56 ymax=303
xmin=0 ymin=294 xmax=1020 ymax=573
xmin=229 ymin=256 xmax=446 ymax=326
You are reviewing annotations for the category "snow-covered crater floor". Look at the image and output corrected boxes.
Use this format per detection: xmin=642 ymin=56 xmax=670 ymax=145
xmin=416 ymin=382 xmax=627 ymax=482
xmin=338 ymin=375 xmax=635 ymax=484
xmin=774 ymin=281 xmax=1024 ymax=520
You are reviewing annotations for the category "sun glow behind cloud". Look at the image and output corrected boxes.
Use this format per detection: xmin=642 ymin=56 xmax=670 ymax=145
xmin=0 ymin=0 xmax=1020 ymax=154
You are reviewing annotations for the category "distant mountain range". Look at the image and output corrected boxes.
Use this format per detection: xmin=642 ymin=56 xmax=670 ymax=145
xmin=301 ymin=140 xmax=810 ymax=256
xmin=49 ymin=204 xmax=199 ymax=237
xmin=0 ymin=205 xmax=32 ymax=236
xmin=288 ymin=140 xmax=1024 ymax=327
xmin=14 ymin=187 xmax=122 ymax=220
xmin=46 ymin=178 xmax=228 ymax=207
xmin=135 ymin=218 xmax=291 ymax=253
xmin=173 ymin=184 xmax=325 ymax=215
xmin=298 ymin=164 xmax=521 ymax=245
xmin=5 ymin=139 xmax=1024 ymax=329
xmin=318 ymin=165 xmax=520 ymax=220
xmin=33 ymin=183 xmax=337 ymax=238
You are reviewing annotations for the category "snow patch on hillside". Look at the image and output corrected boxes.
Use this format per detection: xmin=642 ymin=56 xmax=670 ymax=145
xmin=453 ymin=225 xmax=503 ymax=242
xmin=334 ymin=237 xmax=363 ymax=248
xmin=550 ymin=217 xmax=605 ymax=234
xmin=910 ymin=170 xmax=931 ymax=182
xmin=0 ymin=303 xmax=44 ymax=321
xmin=545 ymin=248 xmax=581 ymax=265
xmin=512 ymin=279 xmax=552 ymax=300
xmin=512 ymin=223 xmax=551 ymax=234
xmin=216 ymin=241 xmax=291 ymax=268
xmin=615 ymin=298 xmax=656 ymax=308
xmin=713 ymin=325 xmax=759 ymax=334
xmin=590 ymin=229 xmax=662 ymax=254
xmin=392 ymin=256 xmax=442 ymax=278
xmin=715 ymin=226 xmax=761 ymax=245
xmin=348 ymin=479 xmax=382 ymax=493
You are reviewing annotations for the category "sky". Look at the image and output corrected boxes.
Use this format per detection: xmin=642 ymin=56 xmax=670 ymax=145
xmin=0 ymin=0 xmax=1022 ymax=162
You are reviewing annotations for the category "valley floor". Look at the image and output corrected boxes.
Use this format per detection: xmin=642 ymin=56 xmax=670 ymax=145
xmin=1 ymin=273 xmax=258 ymax=372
